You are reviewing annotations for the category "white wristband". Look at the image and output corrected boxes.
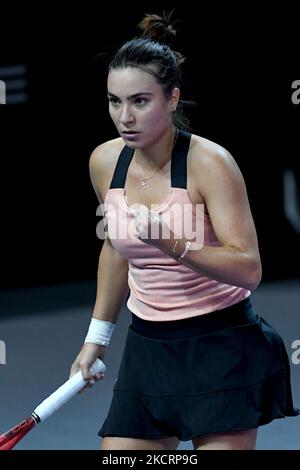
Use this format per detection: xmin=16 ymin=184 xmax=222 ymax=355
xmin=84 ymin=318 xmax=115 ymax=346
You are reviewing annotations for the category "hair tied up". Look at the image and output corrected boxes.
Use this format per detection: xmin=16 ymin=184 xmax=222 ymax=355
xmin=138 ymin=11 xmax=177 ymax=46
xmin=137 ymin=11 xmax=185 ymax=65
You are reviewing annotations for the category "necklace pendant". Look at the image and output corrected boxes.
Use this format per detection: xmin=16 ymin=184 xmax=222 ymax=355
xmin=141 ymin=179 xmax=148 ymax=190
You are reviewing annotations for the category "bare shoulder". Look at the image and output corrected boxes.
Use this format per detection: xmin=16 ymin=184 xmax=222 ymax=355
xmin=190 ymin=134 xmax=240 ymax=173
xmin=89 ymin=137 xmax=124 ymax=174
xmin=189 ymin=134 xmax=244 ymax=191
xmin=89 ymin=137 xmax=125 ymax=202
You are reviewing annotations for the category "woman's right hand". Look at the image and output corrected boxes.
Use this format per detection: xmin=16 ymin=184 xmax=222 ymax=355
xmin=69 ymin=342 xmax=107 ymax=392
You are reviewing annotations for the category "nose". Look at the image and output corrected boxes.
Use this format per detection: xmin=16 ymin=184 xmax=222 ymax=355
xmin=120 ymin=104 xmax=134 ymax=125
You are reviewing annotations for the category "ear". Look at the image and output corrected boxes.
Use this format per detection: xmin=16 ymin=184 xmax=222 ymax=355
xmin=170 ymin=87 xmax=180 ymax=112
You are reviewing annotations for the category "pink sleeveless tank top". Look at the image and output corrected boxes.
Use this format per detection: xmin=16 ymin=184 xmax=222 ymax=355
xmin=104 ymin=130 xmax=250 ymax=321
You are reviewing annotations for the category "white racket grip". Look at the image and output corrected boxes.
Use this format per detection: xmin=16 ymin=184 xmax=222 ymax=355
xmin=33 ymin=358 xmax=106 ymax=422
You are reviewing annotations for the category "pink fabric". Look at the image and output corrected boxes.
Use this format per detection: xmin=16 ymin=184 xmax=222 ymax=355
xmin=104 ymin=187 xmax=251 ymax=321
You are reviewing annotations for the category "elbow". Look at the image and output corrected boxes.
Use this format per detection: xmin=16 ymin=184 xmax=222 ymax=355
xmin=245 ymin=261 xmax=262 ymax=291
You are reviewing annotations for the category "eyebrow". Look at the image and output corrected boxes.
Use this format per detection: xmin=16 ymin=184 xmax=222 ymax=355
xmin=107 ymin=92 xmax=153 ymax=99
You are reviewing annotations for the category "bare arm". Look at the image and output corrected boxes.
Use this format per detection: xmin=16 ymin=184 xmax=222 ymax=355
xmin=90 ymin=141 xmax=129 ymax=325
xmin=92 ymin=237 xmax=129 ymax=324
xmin=150 ymin=143 xmax=262 ymax=291
xmin=178 ymin=145 xmax=261 ymax=290
xmin=70 ymin=239 xmax=129 ymax=383
xmin=70 ymin=142 xmax=129 ymax=382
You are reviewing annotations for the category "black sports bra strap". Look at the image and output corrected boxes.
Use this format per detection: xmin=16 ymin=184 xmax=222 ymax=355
xmin=109 ymin=145 xmax=134 ymax=189
xmin=171 ymin=130 xmax=191 ymax=189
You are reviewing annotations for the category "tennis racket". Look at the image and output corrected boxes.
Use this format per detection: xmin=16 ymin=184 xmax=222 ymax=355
xmin=0 ymin=358 xmax=106 ymax=450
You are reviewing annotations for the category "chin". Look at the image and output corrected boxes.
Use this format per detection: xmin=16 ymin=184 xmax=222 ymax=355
xmin=121 ymin=137 xmax=142 ymax=149
xmin=122 ymin=140 xmax=139 ymax=149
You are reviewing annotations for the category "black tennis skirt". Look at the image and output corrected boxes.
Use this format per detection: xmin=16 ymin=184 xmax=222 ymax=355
xmin=99 ymin=298 xmax=299 ymax=441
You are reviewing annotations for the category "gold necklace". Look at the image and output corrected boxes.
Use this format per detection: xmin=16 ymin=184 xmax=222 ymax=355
xmin=135 ymin=129 xmax=179 ymax=190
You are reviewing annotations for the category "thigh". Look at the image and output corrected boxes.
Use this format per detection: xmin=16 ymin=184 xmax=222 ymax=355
xmin=193 ymin=428 xmax=257 ymax=450
xmin=101 ymin=436 xmax=179 ymax=450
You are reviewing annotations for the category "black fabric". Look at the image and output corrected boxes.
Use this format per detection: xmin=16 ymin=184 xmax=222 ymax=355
xmin=99 ymin=299 xmax=299 ymax=440
xmin=109 ymin=130 xmax=191 ymax=190
xmin=130 ymin=298 xmax=255 ymax=339
xmin=109 ymin=145 xmax=134 ymax=189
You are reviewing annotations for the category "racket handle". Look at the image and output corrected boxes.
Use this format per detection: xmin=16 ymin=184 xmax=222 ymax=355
xmin=33 ymin=358 xmax=106 ymax=422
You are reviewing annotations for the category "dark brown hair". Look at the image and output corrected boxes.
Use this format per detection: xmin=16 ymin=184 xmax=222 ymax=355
xmin=109 ymin=11 xmax=191 ymax=130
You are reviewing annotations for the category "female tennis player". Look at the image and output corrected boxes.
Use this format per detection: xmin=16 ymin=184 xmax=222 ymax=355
xmin=69 ymin=12 xmax=299 ymax=450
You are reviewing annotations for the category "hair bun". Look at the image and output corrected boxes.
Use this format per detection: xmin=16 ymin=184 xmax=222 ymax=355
xmin=137 ymin=11 xmax=177 ymax=46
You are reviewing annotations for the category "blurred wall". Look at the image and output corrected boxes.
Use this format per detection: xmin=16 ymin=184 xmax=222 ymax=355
xmin=0 ymin=4 xmax=299 ymax=290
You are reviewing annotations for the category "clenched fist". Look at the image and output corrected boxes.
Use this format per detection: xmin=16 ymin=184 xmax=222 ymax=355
xmin=130 ymin=205 xmax=171 ymax=245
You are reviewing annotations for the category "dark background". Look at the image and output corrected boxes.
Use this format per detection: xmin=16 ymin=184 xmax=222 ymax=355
xmin=0 ymin=3 xmax=299 ymax=291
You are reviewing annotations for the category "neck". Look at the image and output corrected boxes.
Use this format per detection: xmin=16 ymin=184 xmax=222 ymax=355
xmin=135 ymin=127 xmax=178 ymax=170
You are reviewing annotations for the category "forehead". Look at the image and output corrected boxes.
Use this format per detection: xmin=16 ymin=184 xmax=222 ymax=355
xmin=107 ymin=67 xmax=160 ymax=96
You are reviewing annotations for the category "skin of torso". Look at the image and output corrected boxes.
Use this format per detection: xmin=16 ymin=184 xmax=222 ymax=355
xmin=99 ymin=134 xmax=210 ymax=215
